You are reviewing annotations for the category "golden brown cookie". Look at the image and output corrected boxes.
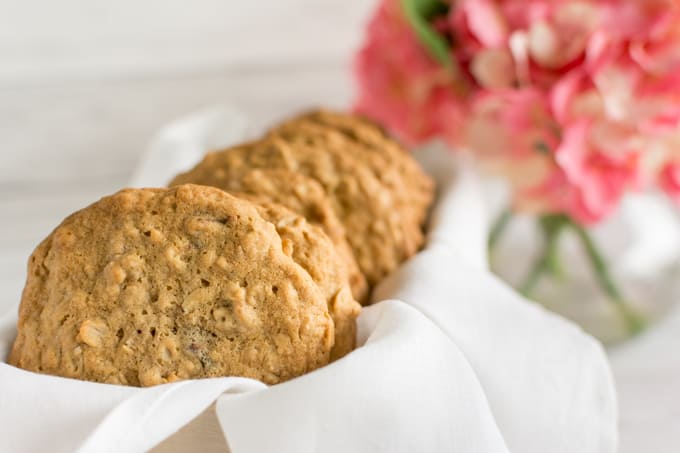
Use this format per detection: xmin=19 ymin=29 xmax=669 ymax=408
xmin=272 ymin=109 xmax=435 ymax=227
xmin=170 ymin=137 xmax=416 ymax=287
xmin=171 ymin=167 xmax=368 ymax=303
xmin=248 ymin=199 xmax=361 ymax=360
xmin=8 ymin=185 xmax=359 ymax=386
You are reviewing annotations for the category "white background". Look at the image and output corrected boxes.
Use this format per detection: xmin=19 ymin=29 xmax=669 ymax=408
xmin=0 ymin=1 xmax=678 ymax=451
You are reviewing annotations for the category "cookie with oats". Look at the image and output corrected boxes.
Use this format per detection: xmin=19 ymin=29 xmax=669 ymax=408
xmin=272 ymin=109 xmax=435 ymax=227
xmin=248 ymin=199 xmax=361 ymax=360
xmin=8 ymin=185 xmax=357 ymax=386
xmin=171 ymin=136 xmax=419 ymax=287
xmin=171 ymin=168 xmax=368 ymax=303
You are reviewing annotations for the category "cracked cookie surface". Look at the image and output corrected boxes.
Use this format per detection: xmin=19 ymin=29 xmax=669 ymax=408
xmin=171 ymin=168 xmax=368 ymax=303
xmin=271 ymin=109 xmax=434 ymax=228
xmin=9 ymin=185 xmax=346 ymax=386
xmin=172 ymin=136 xmax=417 ymax=287
xmin=249 ymin=199 xmax=361 ymax=360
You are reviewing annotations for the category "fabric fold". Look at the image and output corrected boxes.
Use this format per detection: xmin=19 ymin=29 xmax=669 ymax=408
xmin=216 ymin=301 xmax=510 ymax=453
xmin=0 ymin=107 xmax=617 ymax=453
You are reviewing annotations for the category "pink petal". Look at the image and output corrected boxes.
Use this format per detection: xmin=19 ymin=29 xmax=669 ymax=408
xmin=555 ymin=120 xmax=591 ymax=183
xmin=660 ymin=161 xmax=680 ymax=203
xmin=461 ymin=0 xmax=509 ymax=48
xmin=550 ymin=70 xmax=586 ymax=123
xmin=470 ymin=48 xmax=515 ymax=88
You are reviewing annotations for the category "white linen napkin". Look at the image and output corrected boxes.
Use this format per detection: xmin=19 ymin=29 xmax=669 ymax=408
xmin=0 ymin=107 xmax=617 ymax=453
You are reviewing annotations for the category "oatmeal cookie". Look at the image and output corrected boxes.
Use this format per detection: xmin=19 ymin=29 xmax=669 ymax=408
xmin=247 ymin=199 xmax=361 ymax=360
xmin=271 ymin=109 xmax=434 ymax=227
xmin=171 ymin=137 xmax=419 ymax=286
xmin=171 ymin=168 xmax=368 ymax=303
xmin=8 ymin=185 xmax=353 ymax=386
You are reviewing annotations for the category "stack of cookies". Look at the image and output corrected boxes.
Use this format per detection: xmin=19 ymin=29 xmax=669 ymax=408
xmin=9 ymin=110 xmax=434 ymax=387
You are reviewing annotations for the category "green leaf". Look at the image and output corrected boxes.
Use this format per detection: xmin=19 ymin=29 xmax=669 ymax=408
xmin=400 ymin=0 xmax=453 ymax=69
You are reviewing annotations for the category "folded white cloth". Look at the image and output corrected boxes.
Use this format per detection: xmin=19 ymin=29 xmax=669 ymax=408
xmin=0 ymin=107 xmax=617 ymax=453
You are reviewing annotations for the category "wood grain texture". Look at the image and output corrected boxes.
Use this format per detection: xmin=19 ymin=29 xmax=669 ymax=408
xmin=0 ymin=0 xmax=373 ymax=83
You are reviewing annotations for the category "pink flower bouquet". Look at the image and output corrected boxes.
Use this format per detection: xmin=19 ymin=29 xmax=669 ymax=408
xmin=354 ymin=0 xmax=680 ymax=336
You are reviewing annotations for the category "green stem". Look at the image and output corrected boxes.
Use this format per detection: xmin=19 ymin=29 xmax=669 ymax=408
xmin=540 ymin=215 xmax=567 ymax=279
xmin=488 ymin=208 xmax=511 ymax=251
xmin=569 ymin=222 xmax=646 ymax=335
xmin=520 ymin=217 xmax=564 ymax=297
xmin=520 ymin=252 xmax=549 ymax=297
xmin=511 ymin=212 xmax=644 ymax=337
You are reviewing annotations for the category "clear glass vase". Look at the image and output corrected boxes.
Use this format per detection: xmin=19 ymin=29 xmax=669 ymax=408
xmin=490 ymin=192 xmax=680 ymax=344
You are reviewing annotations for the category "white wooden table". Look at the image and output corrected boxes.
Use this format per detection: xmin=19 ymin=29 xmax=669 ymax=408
xmin=1 ymin=1 xmax=678 ymax=451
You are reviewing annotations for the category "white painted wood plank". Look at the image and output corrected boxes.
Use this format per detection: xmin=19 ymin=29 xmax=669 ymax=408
xmin=0 ymin=62 xmax=352 ymax=186
xmin=0 ymin=0 xmax=373 ymax=83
